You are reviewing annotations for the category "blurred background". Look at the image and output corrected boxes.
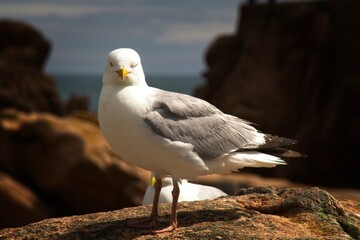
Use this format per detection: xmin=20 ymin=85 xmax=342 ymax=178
xmin=2 ymin=0 xmax=242 ymax=112
xmin=1 ymin=0 xmax=359 ymax=230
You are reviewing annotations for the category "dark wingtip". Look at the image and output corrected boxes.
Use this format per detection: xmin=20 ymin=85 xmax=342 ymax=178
xmin=259 ymin=148 xmax=307 ymax=158
xmin=263 ymin=134 xmax=298 ymax=149
xmin=259 ymin=135 xmax=306 ymax=158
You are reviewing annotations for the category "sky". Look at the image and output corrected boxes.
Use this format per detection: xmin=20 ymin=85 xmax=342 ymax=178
xmin=1 ymin=0 xmax=306 ymax=75
xmin=1 ymin=0 xmax=246 ymax=75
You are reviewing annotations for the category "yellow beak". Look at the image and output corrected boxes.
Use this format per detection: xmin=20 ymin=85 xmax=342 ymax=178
xmin=116 ymin=66 xmax=128 ymax=80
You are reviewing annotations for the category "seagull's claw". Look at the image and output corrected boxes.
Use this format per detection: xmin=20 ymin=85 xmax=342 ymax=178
xmin=152 ymin=222 xmax=178 ymax=234
xmin=127 ymin=215 xmax=178 ymax=234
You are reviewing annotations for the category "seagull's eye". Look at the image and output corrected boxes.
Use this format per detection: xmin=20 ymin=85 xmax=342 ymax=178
xmin=131 ymin=63 xmax=138 ymax=68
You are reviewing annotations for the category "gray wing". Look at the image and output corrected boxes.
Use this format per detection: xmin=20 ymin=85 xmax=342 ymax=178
xmin=144 ymin=89 xmax=263 ymax=160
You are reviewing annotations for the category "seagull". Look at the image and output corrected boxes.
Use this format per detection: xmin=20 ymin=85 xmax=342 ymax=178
xmin=98 ymin=48 xmax=297 ymax=233
xmin=142 ymin=173 xmax=227 ymax=205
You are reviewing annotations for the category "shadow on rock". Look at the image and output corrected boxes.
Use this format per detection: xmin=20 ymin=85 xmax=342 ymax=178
xmin=58 ymin=208 xmax=240 ymax=240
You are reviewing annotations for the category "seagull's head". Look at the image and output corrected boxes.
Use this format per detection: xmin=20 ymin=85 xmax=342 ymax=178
xmin=102 ymin=48 xmax=146 ymax=86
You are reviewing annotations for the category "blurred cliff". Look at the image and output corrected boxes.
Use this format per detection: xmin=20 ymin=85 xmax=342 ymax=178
xmin=0 ymin=20 xmax=63 ymax=114
xmin=196 ymin=0 xmax=360 ymax=188
xmin=0 ymin=20 xmax=149 ymax=229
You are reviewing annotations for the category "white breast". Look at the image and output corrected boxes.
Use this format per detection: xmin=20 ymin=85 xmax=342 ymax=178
xmin=98 ymin=84 xmax=209 ymax=178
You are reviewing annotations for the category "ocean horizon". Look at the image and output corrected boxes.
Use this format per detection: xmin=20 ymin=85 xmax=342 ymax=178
xmin=53 ymin=73 xmax=205 ymax=112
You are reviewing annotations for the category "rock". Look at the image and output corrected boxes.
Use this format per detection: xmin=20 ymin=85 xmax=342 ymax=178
xmin=0 ymin=172 xmax=53 ymax=228
xmin=193 ymin=173 xmax=300 ymax=197
xmin=0 ymin=187 xmax=359 ymax=239
xmin=197 ymin=0 xmax=360 ymax=188
xmin=0 ymin=63 xmax=65 ymax=114
xmin=0 ymin=19 xmax=50 ymax=69
xmin=66 ymin=94 xmax=91 ymax=113
xmin=192 ymin=173 xmax=360 ymax=202
xmin=0 ymin=20 xmax=65 ymax=114
xmin=0 ymin=109 xmax=149 ymax=228
xmin=0 ymin=19 xmax=151 ymax=229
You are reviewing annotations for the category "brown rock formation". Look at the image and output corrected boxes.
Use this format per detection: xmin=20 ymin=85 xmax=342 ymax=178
xmin=193 ymin=173 xmax=360 ymax=202
xmin=0 ymin=187 xmax=359 ymax=239
xmin=0 ymin=19 xmax=50 ymax=69
xmin=197 ymin=0 xmax=360 ymax=188
xmin=0 ymin=172 xmax=53 ymax=229
xmin=0 ymin=20 xmax=65 ymax=114
xmin=66 ymin=94 xmax=91 ymax=113
xmin=0 ymin=109 xmax=149 ymax=228
xmin=0 ymin=19 xmax=153 ymax=229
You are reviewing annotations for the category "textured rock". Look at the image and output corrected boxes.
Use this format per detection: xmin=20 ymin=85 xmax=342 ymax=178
xmin=0 ymin=109 xmax=149 ymax=228
xmin=0 ymin=187 xmax=359 ymax=239
xmin=192 ymin=173 xmax=360 ymax=202
xmin=197 ymin=0 xmax=360 ymax=188
xmin=0 ymin=20 xmax=64 ymax=114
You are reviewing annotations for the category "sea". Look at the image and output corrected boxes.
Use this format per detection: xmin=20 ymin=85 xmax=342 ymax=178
xmin=53 ymin=73 xmax=205 ymax=112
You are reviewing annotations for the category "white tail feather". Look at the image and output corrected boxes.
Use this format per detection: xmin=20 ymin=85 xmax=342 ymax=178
xmin=206 ymin=151 xmax=286 ymax=174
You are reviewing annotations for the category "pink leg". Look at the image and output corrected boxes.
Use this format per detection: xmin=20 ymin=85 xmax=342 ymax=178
xmin=150 ymin=176 xmax=162 ymax=219
xmin=152 ymin=179 xmax=180 ymax=233
xmin=127 ymin=177 xmax=162 ymax=228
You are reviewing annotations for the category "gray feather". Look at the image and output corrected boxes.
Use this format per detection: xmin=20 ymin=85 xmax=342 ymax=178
xmin=144 ymin=89 xmax=263 ymax=160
